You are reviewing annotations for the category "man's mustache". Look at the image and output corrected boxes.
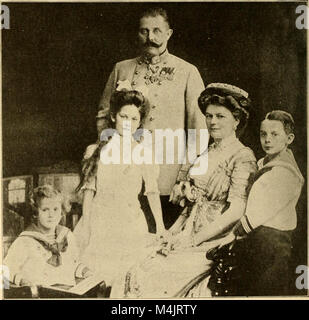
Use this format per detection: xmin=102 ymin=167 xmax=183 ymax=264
xmin=144 ymin=41 xmax=161 ymax=48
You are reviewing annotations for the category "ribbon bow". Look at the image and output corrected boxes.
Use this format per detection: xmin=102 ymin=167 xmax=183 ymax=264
xmin=20 ymin=224 xmax=69 ymax=267
xmin=38 ymin=237 xmax=68 ymax=267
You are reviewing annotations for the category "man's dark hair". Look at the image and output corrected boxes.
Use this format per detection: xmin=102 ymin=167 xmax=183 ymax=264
xmin=265 ymin=110 xmax=295 ymax=135
xmin=139 ymin=7 xmax=170 ymax=28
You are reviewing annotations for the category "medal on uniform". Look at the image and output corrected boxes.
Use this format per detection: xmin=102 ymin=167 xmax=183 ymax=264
xmin=144 ymin=65 xmax=176 ymax=85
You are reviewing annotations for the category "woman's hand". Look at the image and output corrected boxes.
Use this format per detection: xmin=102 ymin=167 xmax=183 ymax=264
xmin=156 ymin=222 xmax=167 ymax=235
xmin=155 ymin=228 xmax=170 ymax=243
xmin=218 ymin=232 xmax=236 ymax=249
xmin=155 ymin=230 xmax=196 ymax=256
xmin=154 ymin=231 xmax=177 ymax=256
xmin=169 ymin=181 xmax=186 ymax=206
xmin=171 ymin=232 xmax=196 ymax=250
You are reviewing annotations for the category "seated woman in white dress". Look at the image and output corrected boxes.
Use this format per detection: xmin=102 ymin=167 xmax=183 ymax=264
xmin=4 ymin=185 xmax=92 ymax=288
xmin=73 ymin=87 xmax=165 ymax=294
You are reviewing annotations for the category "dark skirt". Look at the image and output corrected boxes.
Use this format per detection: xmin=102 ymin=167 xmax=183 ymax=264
xmin=207 ymin=226 xmax=293 ymax=296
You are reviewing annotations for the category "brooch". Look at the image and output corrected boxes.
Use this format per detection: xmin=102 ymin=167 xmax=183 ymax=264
xmin=144 ymin=65 xmax=176 ymax=85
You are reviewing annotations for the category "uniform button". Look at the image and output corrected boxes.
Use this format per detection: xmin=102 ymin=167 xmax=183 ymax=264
xmin=132 ymin=81 xmax=136 ymax=85
xmin=149 ymin=117 xmax=155 ymax=121
xmin=138 ymin=60 xmax=142 ymax=65
xmin=134 ymin=70 xmax=139 ymax=75
xmin=152 ymin=105 xmax=156 ymax=109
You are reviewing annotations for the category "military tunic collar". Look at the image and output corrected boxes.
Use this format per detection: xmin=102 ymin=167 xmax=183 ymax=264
xmin=134 ymin=50 xmax=176 ymax=86
xmin=138 ymin=49 xmax=170 ymax=66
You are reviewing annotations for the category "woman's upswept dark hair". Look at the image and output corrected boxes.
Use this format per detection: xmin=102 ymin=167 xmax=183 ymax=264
xmin=198 ymin=86 xmax=251 ymax=138
xmin=76 ymin=90 xmax=150 ymax=192
xmin=110 ymin=90 xmax=150 ymax=127
xmin=264 ymin=110 xmax=295 ymax=134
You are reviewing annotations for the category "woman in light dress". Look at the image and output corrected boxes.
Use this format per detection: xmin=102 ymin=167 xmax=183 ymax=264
xmin=73 ymin=88 xmax=165 ymax=294
xmin=113 ymin=83 xmax=257 ymax=298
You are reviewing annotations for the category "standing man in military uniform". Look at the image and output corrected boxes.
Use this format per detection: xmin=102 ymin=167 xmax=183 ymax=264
xmin=98 ymin=7 xmax=206 ymax=231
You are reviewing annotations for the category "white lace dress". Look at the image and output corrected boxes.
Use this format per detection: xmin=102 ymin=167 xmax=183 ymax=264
xmin=74 ymin=134 xmax=159 ymax=287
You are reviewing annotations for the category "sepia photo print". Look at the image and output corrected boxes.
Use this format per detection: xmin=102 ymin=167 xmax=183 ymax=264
xmin=1 ymin=1 xmax=308 ymax=300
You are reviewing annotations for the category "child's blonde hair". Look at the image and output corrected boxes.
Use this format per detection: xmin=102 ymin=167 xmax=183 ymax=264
xmin=29 ymin=185 xmax=64 ymax=222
